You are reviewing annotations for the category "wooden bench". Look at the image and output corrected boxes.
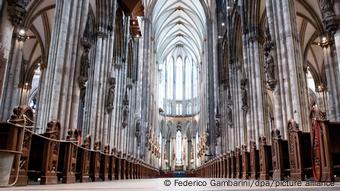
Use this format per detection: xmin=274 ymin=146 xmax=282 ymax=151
xmin=235 ymin=148 xmax=242 ymax=179
xmin=230 ymin=150 xmax=236 ymax=178
xmin=115 ymin=151 xmax=122 ymax=179
xmin=259 ymin=136 xmax=272 ymax=180
xmin=90 ymin=141 xmax=101 ymax=181
xmin=222 ymin=153 xmax=226 ymax=178
xmin=287 ymin=120 xmax=312 ymax=180
xmin=127 ymin=155 xmax=133 ymax=179
xmin=110 ymin=148 xmax=118 ymax=180
xmin=249 ymin=141 xmax=259 ymax=179
xmin=76 ymin=135 xmax=91 ymax=182
xmin=100 ymin=145 xmax=110 ymax=181
xmin=242 ymin=144 xmax=250 ymax=179
xmin=0 ymin=106 xmax=34 ymax=186
xmin=57 ymin=128 xmax=79 ymax=183
xmin=310 ymin=108 xmax=340 ymax=181
xmin=27 ymin=121 xmax=61 ymax=185
xmin=226 ymin=152 xmax=231 ymax=178
xmin=271 ymin=129 xmax=290 ymax=180
xmin=27 ymin=134 xmax=44 ymax=183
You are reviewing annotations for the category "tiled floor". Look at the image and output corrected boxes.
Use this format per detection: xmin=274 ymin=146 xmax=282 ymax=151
xmin=0 ymin=178 xmax=339 ymax=191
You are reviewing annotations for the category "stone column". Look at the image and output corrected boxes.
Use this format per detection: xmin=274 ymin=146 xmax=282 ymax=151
xmin=318 ymin=0 xmax=340 ymax=74
xmin=0 ymin=0 xmax=29 ymax=120
xmin=321 ymin=37 xmax=340 ymax=121
xmin=266 ymin=0 xmax=309 ymax=136
xmin=80 ymin=0 xmax=116 ymax=149
xmin=36 ymin=0 xmax=89 ymax=136
xmin=319 ymin=0 xmax=340 ymax=121
xmin=0 ymin=32 xmax=26 ymax=121
xmin=141 ymin=17 xmax=152 ymax=160
xmin=240 ymin=0 xmax=268 ymax=145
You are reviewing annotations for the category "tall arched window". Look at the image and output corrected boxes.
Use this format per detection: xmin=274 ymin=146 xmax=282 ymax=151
xmin=29 ymin=66 xmax=41 ymax=113
xmin=306 ymin=68 xmax=316 ymax=93
xmin=154 ymin=0 xmax=205 ymax=117
xmin=167 ymin=57 xmax=174 ymax=99
xmin=193 ymin=61 xmax=198 ymax=98
xmin=187 ymin=103 xmax=192 ymax=114
xmin=185 ymin=58 xmax=192 ymax=100
xmin=176 ymin=130 xmax=182 ymax=164
xmin=159 ymin=61 xmax=165 ymax=106
xmin=176 ymin=57 xmax=183 ymax=100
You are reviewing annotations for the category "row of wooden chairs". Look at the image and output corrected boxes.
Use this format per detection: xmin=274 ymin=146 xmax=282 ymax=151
xmin=195 ymin=108 xmax=340 ymax=182
xmin=0 ymin=106 xmax=159 ymax=186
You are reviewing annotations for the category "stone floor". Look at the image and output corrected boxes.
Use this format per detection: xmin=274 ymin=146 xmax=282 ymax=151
xmin=0 ymin=178 xmax=339 ymax=191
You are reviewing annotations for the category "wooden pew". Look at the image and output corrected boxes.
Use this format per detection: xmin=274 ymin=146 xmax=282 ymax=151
xmin=210 ymin=160 xmax=213 ymax=177
xmin=271 ymin=129 xmax=290 ymax=180
xmin=27 ymin=121 xmax=61 ymax=185
xmin=230 ymin=151 xmax=236 ymax=178
xmin=40 ymin=121 xmax=61 ymax=185
xmin=222 ymin=154 xmax=226 ymax=178
xmin=213 ymin=158 xmax=217 ymax=178
xmin=58 ymin=142 xmax=74 ymax=183
xmin=225 ymin=152 xmax=230 ymax=178
xmin=213 ymin=158 xmax=216 ymax=177
xmin=57 ymin=129 xmax=79 ymax=184
xmin=310 ymin=108 xmax=340 ymax=181
xmin=116 ymin=151 xmax=122 ymax=180
xmin=219 ymin=156 xmax=223 ymax=178
xmin=287 ymin=120 xmax=312 ymax=180
xmin=76 ymin=135 xmax=91 ymax=182
xmin=131 ymin=158 xmax=136 ymax=179
xmin=100 ymin=145 xmax=110 ymax=181
xmin=109 ymin=149 xmax=117 ymax=180
xmin=249 ymin=141 xmax=259 ymax=179
xmin=121 ymin=153 xmax=127 ymax=179
xmin=235 ymin=148 xmax=242 ymax=179
xmin=242 ymin=144 xmax=250 ymax=179
xmin=259 ymin=136 xmax=272 ymax=180
xmin=90 ymin=141 xmax=101 ymax=181
xmin=128 ymin=155 xmax=134 ymax=179
xmin=4 ymin=106 xmax=34 ymax=186
xmin=137 ymin=160 xmax=141 ymax=179
xmin=27 ymin=133 xmax=43 ymax=183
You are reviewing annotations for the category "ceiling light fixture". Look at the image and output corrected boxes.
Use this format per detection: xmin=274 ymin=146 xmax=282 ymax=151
xmin=19 ymin=29 xmax=26 ymax=36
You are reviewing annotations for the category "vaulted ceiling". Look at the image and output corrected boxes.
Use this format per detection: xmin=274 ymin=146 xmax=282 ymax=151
xmin=295 ymin=0 xmax=325 ymax=85
xmin=23 ymin=0 xmax=55 ymax=71
xmin=152 ymin=0 xmax=207 ymax=63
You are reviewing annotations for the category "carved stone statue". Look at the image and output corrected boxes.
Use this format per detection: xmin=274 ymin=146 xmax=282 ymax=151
xmin=94 ymin=141 xmax=101 ymax=150
xmin=240 ymin=78 xmax=248 ymax=111
xmin=215 ymin=119 xmax=221 ymax=137
xmin=227 ymin=104 xmax=232 ymax=126
xmin=66 ymin=128 xmax=80 ymax=141
xmin=78 ymin=39 xmax=91 ymax=88
xmin=271 ymin=128 xmax=281 ymax=139
xmin=135 ymin=121 xmax=141 ymax=142
xmin=264 ymin=54 xmax=276 ymax=87
xmin=105 ymin=77 xmax=116 ymax=112
xmin=190 ymin=143 xmax=194 ymax=161
xmin=264 ymin=27 xmax=277 ymax=90
xmin=319 ymin=0 xmax=337 ymax=33
xmin=122 ymin=91 xmax=129 ymax=128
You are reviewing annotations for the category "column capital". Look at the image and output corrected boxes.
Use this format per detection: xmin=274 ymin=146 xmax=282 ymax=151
xmin=13 ymin=30 xmax=28 ymax=42
xmin=319 ymin=33 xmax=335 ymax=48
xmin=319 ymin=0 xmax=339 ymax=33
xmin=246 ymin=26 xmax=264 ymax=43
xmin=96 ymin=30 xmax=108 ymax=38
xmin=7 ymin=0 xmax=30 ymax=27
